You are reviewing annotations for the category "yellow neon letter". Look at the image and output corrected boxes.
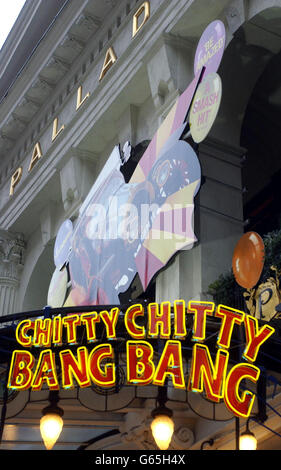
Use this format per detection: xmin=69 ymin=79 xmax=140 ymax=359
xmin=100 ymin=308 xmax=120 ymax=339
xmin=153 ymin=340 xmax=185 ymax=389
xmin=16 ymin=320 xmax=34 ymax=347
xmin=60 ymin=347 xmax=90 ymax=389
xmin=243 ymin=315 xmax=275 ymax=362
xmin=224 ymin=363 xmax=260 ymax=418
xmin=31 ymin=349 xmax=59 ymax=391
xmin=148 ymin=301 xmax=171 ymax=339
xmin=8 ymin=350 xmax=34 ymax=390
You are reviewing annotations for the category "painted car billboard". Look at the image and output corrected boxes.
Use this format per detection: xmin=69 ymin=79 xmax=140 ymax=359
xmin=47 ymin=21 xmax=225 ymax=307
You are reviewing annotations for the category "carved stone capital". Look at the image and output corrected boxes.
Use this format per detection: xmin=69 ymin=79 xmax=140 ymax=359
xmin=0 ymin=230 xmax=25 ymax=281
xmin=171 ymin=426 xmax=194 ymax=449
xmin=120 ymin=422 xmax=158 ymax=450
xmin=119 ymin=411 xmax=194 ymax=450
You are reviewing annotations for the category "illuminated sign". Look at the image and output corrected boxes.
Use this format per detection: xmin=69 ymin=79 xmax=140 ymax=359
xmin=7 ymin=300 xmax=275 ymax=419
xmin=48 ymin=126 xmax=201 ymax=307
xmin=190 ymin=20 xmax=225 ymax=143
xmin=194 ymin=20 xmax=225 ymax=76
xmin=189 ymin=72 xmax=222 ymax=143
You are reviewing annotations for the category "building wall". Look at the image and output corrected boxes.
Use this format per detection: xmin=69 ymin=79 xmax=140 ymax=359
xmin=1 ymin=0 xmax=281 ymax=450
xmin=0 ymin=0 xmax=249 ymax=313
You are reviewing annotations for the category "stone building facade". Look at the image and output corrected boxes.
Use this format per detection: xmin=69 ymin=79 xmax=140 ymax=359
xmin=0 ymin=0 xmax=281 ymax=451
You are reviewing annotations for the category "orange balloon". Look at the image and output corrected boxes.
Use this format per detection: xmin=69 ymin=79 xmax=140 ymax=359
xmin=232 ymin=232 xmax=265 ymax=289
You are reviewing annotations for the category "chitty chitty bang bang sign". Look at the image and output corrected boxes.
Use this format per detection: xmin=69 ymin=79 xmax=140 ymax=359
xmin=8 ymin=300 xmax=275 ymax=419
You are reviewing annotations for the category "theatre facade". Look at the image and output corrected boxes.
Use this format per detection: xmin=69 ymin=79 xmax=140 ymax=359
xmin=0 ymin=0 xmax=281 ymax=451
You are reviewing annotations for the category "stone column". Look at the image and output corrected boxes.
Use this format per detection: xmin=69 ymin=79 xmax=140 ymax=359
xmin=0 ymin=230 xmax=25 ymax=316
xmin=59 ymin=148 xmax=97 ymax=216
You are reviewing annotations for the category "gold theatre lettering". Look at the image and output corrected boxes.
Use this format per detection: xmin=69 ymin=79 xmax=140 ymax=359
xmin=9 ymin=2 xmax=151 ymax=197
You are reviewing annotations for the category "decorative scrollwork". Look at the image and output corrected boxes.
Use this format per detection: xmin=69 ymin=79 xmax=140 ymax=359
xmin=0 ymin=230 xmax=25 ymax=279
xmin=91 ymin=365 xmax=126 ymax=395
xmin=171 ymin=426 xmax=194 ymax=449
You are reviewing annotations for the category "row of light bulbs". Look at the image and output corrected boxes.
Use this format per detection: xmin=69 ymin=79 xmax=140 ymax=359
xmin=40 ymin=396 xmax=257 ymax=450
xmin=39 ymin=400 xmax=175 ymax=450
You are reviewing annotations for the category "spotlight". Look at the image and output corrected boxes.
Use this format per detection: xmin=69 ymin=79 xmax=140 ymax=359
xmin=40 ymin=392 xmax=64 ymax=450
xmin=151 ymin=405 xmax=174 ymax=450
xmin=239 ymin=421 xmax=257 ymax=450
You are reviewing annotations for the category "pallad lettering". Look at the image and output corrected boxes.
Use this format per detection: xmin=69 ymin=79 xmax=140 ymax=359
xmin=9 ymin=2 xmax=151 ymax=196
xmin=8 ymin=300 xmax=275 ymax=419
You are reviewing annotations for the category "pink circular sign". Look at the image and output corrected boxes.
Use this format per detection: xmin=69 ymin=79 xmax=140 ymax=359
xmin=189 ymin=72 xmax=222 ymax=143
xmin=194 ymin=20 xmax=225 ymax=77
xmin=54 ymin=219 xmax=73 ymax=268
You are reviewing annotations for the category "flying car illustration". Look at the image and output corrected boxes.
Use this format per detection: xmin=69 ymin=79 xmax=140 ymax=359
xmin=48 ymin=77 xmax=202 ymax=308
xmin=47 ymin=18 xmax=227 ymax=308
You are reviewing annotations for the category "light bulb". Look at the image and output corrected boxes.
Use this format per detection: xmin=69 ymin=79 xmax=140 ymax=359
xmin=40 ymin=412 xmax=63 ymax=450
xmin=239 ymin=432 xmax=257 ymax=450
xmin=151 ymin=414 xmax=174 ymax=450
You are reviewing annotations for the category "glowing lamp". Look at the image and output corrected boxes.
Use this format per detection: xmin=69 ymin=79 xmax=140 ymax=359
xmin=40 ymin=393 xmax=64 ymax=450
xmin=151 ymin=406 xmax=174 ymax=450
xmin=239 ymin=430 xmax=257 ymax=450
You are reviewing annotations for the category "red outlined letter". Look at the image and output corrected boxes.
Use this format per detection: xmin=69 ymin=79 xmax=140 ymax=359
xmin=52 ymin=316 xmax=63 ymax=346
xmin=188 ymin=344 xmax=229 ymax=402
xmin=31 ymin=349 xmax=59 ymax=391
xmin=153 ymin=340 xmax=185 ymax=389
xmin=88 ymin=344 xmax=115 ymax=388
xmin=34 ymin=318 xmax=52 ymax=347
xmin=148 ymin=301 xmax=171 ymax=339
xmin=125 ymin=304 xmax=145 ymax=339
xmin=215 ymin=305 xmax=245 ymax=349
xmin=243 ymin=315 xmax=275 ymax=362
xmin=173 ymin=300 xmax=187 ymax=339
xmin=63 ymin=314 xmax=81 ymax=344
xmin=81 ymin=312 xmax=100 ymax=342
xmin=8 ymin=350 xmax=34 ymax=390
xmin=16 ymin=320 xmax=34 ymax=347
xmin=60 ymin=347 xmax=90 ymax=389
xmin=224 ymin=363 xmax=260 ymax=418
xmin=127 ymin=341 xmax=155 ymax=385
xmin=188 ymin=301 xmax=214 ymax=342
xmin=100 ymin=308 xmax=120 ymax=339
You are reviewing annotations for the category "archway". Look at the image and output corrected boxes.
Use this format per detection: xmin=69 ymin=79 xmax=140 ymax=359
xmin=240 ymin=13 xmax=281 ymax=234
xmin=212 ymin=5 xmax=281 ymax=151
